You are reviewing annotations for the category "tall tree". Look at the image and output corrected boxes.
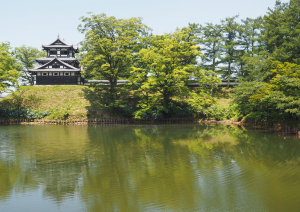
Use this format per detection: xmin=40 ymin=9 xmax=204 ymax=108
xmin=237 ymin=17 xmax=263 ymax=80
xmin=199 ymin=23 xmax=223 ymax=73
xmin=78 ymin=13 xmax=151 ymax=101
xmin=180 ymin=23 xmax=202 ymax=66
xmin=261 ymin=1 xmax=289 ymax=62
xmin=220 ymin=15 xmax=240 ymax=87
xmin=130 ymin=30 xmax=202 ymax=111
xmin=262 ymin=0 xmax=300 ymax=64
xmin=239 ymin=17 xmax=263 ymax=57
xmin=0 ymin=42 xmax=20 ymax=93
xmin=14 ymin=46 xmax=46 ymax=85
xmin=239 ymin=0 xmax=300 ymax=82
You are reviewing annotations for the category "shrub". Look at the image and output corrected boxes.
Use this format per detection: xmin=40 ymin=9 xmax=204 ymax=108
xmin=0 ymin=108 xmax=51 ymax=119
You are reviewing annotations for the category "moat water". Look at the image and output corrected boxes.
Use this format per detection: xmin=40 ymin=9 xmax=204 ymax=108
xmin=0 ymin=124 xmax=300 ymax=212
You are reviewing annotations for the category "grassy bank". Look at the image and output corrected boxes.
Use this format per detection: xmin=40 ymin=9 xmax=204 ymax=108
xmin=0 ymin=86 xmax=234 ymax=121
xmin=0 ymin=86 xmax=112 ymax=121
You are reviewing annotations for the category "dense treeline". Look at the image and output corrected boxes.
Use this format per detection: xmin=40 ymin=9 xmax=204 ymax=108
xmin=1 ymin=0 xmax=300 ymax=127
xmin=232 ymin=0 xmax=300 ymax=127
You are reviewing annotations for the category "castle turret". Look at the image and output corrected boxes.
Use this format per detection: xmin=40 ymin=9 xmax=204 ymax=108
xmin=28 ymin=35 xmax=84 ymax=85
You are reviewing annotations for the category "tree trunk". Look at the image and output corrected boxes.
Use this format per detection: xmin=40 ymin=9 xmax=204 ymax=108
xmin=30 ymin=76 xmax=34 ymax=86
xmin=227 ymin=62 xmax=231 ymax=88
xmin=163 ymin=92 xmax=169 ymax=109
xmin=110 ymin=80 xmax=117 ymax=101
xmin=212 ymin=43 xmax=216 ymax=72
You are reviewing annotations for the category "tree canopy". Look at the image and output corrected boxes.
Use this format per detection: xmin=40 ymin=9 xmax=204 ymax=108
xmin=78 ymin=13 xmax=151 ymax=101
xmin=14 ymin=46 xmax=46 ymax=85
xmin=0 ymin=42 xmax=20 ymax=93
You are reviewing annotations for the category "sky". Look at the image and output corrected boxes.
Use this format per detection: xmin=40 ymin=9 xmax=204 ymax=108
xmin=0 ymin=0 xmax=290 ymax=49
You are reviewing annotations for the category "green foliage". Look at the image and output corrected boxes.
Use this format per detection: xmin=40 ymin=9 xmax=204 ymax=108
xmin=202 ymin=104 xmax=240 ymax=121
xmin=130 ymin=30 xmax=202 ymax=110
xmin=14 ymin=46 xmax=46 ymax=85
xmin=233 ymin=60 xmax=300 ymax=125
xmin=199 ymin=23 xmax=223 ymax=72
xmin=186 ymin=91 xmax=215 ymax=114
xmin=0 ymin=42 xmax=20 ymax=93
xmin=261 ymin=0 xmax=300 ymax=64
xmin=78 ymin=13 xmax=151 ymax=102
xmin=0 ymin=108 xmax=51 ymax=119
xmin=232 ymin=81 xmax=267 ymax=116
xmin=220 ymin=15 xmax=240 ymax=87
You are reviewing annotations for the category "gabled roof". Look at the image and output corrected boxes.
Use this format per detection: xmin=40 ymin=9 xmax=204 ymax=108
xmin=49 ymin=34 xmax=69 ymax=46
xmin=28 ymin=56 xmax=80 ymax=72
xmin=42 ymin=35 xmax=78 ymax=50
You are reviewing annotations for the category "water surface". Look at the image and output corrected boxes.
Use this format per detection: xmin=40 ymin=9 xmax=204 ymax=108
xmin=0 ymin=124 xmax=300 ymax=211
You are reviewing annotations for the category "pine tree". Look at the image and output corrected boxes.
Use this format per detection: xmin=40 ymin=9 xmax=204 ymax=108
xmin=199 ymin=23 xmax=223 ymax=73
xmin=220 ymin=15 xmax=240 ymax=87
xmin=237 ymin=17 xmax=263 ymax=80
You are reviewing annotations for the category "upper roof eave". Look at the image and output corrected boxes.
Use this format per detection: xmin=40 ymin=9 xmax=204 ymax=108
xmin=42 ymin=45 xmax=73 ymax=48
xmin=36 ymin=57 xmax=79 ymax=61
xmin=33 ymin=56 xmax=79 ymax=70
xmin=42 ymin=35 xmax=78 ymax=50
xmin=28 ymin=68 xmax=80 ymax=72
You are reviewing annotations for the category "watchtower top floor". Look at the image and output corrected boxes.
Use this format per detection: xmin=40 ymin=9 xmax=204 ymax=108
xmin=42 ymin=35 xmax=78 ymax=58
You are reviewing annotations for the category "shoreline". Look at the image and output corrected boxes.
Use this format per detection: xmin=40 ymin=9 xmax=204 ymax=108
xmin=0 ymin=118 xmax=299 ymax=136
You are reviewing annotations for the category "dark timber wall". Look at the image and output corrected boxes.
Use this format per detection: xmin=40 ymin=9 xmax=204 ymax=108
xmin=36 ymin=76 xmax=77 ymax=85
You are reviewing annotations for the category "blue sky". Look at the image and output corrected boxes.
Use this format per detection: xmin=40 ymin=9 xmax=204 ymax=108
xmin=0 ymin=0 xmax=289 ymax=49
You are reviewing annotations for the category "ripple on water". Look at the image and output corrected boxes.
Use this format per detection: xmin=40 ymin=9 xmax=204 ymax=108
xmin=0 ymin=124 xmax=300 ymax=211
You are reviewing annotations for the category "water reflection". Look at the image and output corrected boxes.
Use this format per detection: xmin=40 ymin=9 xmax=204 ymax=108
xmin=0 ymin=124 xmax=300 ymax=211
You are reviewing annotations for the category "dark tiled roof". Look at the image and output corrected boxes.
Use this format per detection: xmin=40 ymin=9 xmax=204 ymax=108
xmin=28 ymin=68 xmax=80 ymax=72
xmin=42 ymin=45 xmax=73 ymax=48
xmin=29 ymin=56 xmax=80 ymax=72
xmin=42 ymin=36 xmax=78 ymax=50
xmin=36 ymin=57 xmax=79 ymax=61
xmin=49 ymin=36 xmax=69 ymax=45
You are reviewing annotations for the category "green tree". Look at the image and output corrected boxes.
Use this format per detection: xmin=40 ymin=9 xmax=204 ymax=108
xmin=180 ymin=23 xmax=202 ymax=67
xmin=199 ymin=23 xmax=223 ymax=73
xmin=78 ymin=13 xmax=151 ymax=101
xmin=262 ymin=1 xmax=288 ymax=62
xmin=261 ymin=0 xmax=300 ymax=64
xmin=236 ymin=17 xmax=263 ymax=79
xmin=220 ymin=15 xmax=240 ymax=87
xmin=0 ymin=42 xmax=20 ymax=93
xmin=14 ymin=46 xmax=46 ymax=85
xmin=130 ymin=30 xmax=206 ymax=116
xmin=233 ymin=59 xmax=300 ymax=125
xmin=239 ymin=17 xmax=263 ymax=57
xmin=237 ymin=0 xmax=300 ymax=83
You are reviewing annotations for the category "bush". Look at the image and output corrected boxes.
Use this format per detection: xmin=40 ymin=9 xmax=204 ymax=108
xmin=204 ymin=104 xmax=240 ymax=121
xmin=0 ymin=108 xmax=51 ymax=119
xmin=120 ymin=101 xmax=200 ymax=119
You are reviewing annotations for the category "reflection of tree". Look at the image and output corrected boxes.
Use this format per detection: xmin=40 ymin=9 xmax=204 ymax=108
xmin=81 ymin=124 xmax=300 ymax=211
xmin=0 ymin=125 xmax=90 ymax=203
xmin=81 ymin=125 xmax=199 ymax=211
xmin=80 ymin=124 xmax=249 ymax=211
xmin=1 ymin=124 xmax=300 ymax=211
xmin=0 ymin=129 xmax=39 ymax=201
xmin=36 ymin=162 xmax=83 ymax=202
